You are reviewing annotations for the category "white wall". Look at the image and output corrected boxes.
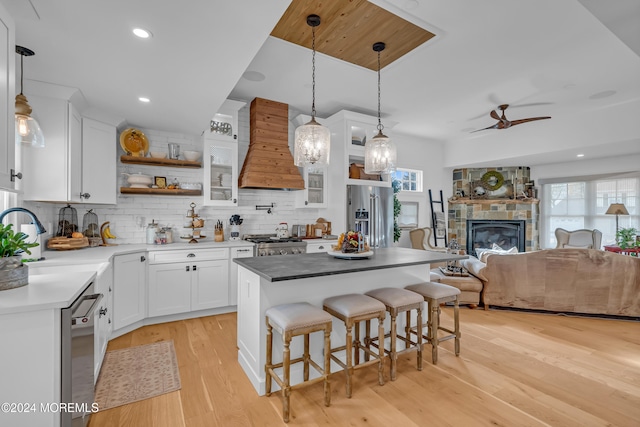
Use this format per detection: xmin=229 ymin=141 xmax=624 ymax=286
xmin=394 ymin=133 xmax=447 ymax=248
xmin=530 ymin=153 xmax=640 ymax=182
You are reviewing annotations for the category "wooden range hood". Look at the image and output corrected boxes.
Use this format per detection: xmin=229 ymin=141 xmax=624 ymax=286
xmin=238 ymin=98 xmax=304 ymax=190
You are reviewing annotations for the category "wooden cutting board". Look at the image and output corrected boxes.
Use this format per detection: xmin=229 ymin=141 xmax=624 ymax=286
xmin=47 ymin=237 xmax=89 ymax=250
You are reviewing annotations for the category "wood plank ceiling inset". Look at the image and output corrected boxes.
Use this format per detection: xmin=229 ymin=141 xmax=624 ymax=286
xmin=270 ymin=0 xmax=436 ymax=71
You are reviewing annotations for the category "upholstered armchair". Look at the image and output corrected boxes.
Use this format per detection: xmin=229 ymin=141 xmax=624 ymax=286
xmin=555 ymin=228 xmax=602 ymax=250
xmin=409 ymin=227 xmax=447 ymax=252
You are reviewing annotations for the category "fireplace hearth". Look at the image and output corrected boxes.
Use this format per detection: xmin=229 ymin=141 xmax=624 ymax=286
xmin=467 ymin=219 xmax=526 ymax=257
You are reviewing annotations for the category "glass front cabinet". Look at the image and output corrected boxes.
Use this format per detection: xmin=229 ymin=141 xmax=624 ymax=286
xmin=203 ymin=139 xmax=238 ymax=206
xmin=297 ymin=165 xmax=328 ymax=208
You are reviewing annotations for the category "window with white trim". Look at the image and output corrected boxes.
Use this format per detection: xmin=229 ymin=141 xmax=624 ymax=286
xmin=541 ymin=175 xmax=639 ymax=248
xmin=392 ymin=168 xmax=422 ymax=192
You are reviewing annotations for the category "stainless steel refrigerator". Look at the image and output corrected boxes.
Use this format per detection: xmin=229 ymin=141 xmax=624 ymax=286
xmin=347 ymin=185 xmax=394 ymax=248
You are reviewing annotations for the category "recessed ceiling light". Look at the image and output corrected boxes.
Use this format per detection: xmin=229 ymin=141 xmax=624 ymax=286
xmin=577 ymin=153 xmax=585 ymax=158
xmin=242 ymin=71 xmax=266 ymax=82
xmin=133 ymin=28 xmax=152 ymax=39
xmin=138 ymin=97 xmax=150 ymax=103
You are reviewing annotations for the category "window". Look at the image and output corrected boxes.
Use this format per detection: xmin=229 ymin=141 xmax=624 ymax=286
xmin=398 ymin=201 xmax=418 ymax=228
xmin=541 ymin=175 xmax=639 ymax=248
xmin=392 ymin=168 xmax=422 ymax=192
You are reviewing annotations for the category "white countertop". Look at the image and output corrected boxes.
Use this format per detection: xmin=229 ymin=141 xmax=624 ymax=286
xmin=0 ymin=241 xmax=254 ymax=316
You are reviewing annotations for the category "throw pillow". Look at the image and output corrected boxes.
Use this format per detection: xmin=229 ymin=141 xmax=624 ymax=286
xmin=479 ymin=246 xmax=518 ymax=263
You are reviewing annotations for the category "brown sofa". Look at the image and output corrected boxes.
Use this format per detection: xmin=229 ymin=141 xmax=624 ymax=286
xmin=459 ymin=249 xmax=640 ymax=318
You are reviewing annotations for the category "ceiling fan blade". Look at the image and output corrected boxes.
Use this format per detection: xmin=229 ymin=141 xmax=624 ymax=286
xmin=470 ymin=122 xmax=500 ymax=133
xmin=490 ymin=110 xmax=501 ymax=121
xmin=509 ymin=116 xmax=551 ymax=126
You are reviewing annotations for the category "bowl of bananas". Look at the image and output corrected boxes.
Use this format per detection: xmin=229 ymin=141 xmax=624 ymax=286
xmin=100 ymin=222 xmax=118 ymax=246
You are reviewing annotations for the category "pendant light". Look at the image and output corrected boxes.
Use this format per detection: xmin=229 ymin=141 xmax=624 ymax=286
xmin=15 ymin=45 xmax=45 ymax=147
xmin=294 ymin=14 xmax=330 ymax=167
xmin=364 ymin=42 xmax=396 ymax=174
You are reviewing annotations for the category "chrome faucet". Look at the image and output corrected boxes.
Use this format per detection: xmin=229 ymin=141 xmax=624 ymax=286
xmin=0 ymin=207 xmax=47 ymax=234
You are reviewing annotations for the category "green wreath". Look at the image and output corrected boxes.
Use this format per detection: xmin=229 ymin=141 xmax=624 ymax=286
xmin=481 ymin=170 xmax=504 ymax=191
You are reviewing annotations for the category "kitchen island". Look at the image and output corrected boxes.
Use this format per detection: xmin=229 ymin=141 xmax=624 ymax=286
xmin=234 ymin=247 xmax=467 ymax=394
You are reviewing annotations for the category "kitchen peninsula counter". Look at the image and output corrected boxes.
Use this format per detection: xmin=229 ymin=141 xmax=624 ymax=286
xmin=235 ymin=247 xmax=466 ymax=394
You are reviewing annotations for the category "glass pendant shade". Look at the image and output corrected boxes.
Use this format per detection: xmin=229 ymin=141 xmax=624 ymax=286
xmin=15 ymin=46 xmax=45 ymax=147
xmin=294 ymin=118 xmax=330 ymax=166
xmin=364 ymin=130 xmax=396 ymax=174
xmin=15 ymin=96 xmax=45 ymax=147
xmin=294 ymin=14 xmax=330 ymax=167
xmin=365 ymin=41 xmax=396 ymax=174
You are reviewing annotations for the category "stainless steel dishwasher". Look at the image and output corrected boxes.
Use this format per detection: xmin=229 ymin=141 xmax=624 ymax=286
xmin=61 ymin=282 xmax=102 ymax=427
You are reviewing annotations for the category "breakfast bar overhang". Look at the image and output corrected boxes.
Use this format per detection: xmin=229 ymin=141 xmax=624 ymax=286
xmin=234 ymin=247 xmax=467 ymax=394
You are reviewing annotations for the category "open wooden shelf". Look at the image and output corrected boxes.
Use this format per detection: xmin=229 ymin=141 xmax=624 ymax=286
xmin=120 ymin=155 xmax=201 ymax=168
xmin=120 ymin=187 xmax=202 ymax=196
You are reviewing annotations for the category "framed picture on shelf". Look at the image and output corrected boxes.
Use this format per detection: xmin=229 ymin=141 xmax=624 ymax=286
xmin=154 ymin=176 xmax=167 ymax=189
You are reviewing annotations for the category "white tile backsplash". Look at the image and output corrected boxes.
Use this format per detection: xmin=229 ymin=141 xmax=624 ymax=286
xmin=22 ymin=104 xmax=325 ymax=244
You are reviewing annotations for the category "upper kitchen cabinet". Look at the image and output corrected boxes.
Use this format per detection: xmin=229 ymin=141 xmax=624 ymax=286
xmin=327 ymin=110 xmax=396 ymax=188
xmin=21 ymin=86 xmax=117 ymax=204
xmin=81 ymin=117 xmax=116 ymax=204
xmin=21 ymin=93 xmax=82 ymax=202
xmin=208 ymin=99 xmax=245 ymax=143
xmin=203 ymin=100 xmax=245 ymax=207
xmin=296 ymin=164 xmax=328 ymax=208
xmin=0 ymin=4 xmax=15 ymax=191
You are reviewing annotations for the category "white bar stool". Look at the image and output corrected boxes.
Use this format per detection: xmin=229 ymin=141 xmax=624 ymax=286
xmin=265 ymin=302 xmax=332 ymax=423
xmin=323 ymin=293 xmax=386 ymax=397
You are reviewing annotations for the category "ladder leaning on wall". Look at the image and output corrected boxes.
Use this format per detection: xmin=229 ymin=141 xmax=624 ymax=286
xmin=428 ymin=189 xmax=448 ymax=248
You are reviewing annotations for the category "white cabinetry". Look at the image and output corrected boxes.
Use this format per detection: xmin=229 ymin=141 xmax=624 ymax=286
xmin=82 ymin=117 xmax=117 ymax=204
xmin=113 ymin=252 xmax=147 ymax=331
xmin=306 ymin=239 xmax=338 ymax=253
xmin=94 ymin=262 xmax=113 ymax=380
xmin=148 ymin=248 xmax=230 ymax=317
xmin=203 ymin=139 xmax=238 ymax=206
xmin=203 ymin=99 xmax=245 ymax=207
xmin=22 ymin=93 xmax=82 ymax=202
xmin=229 ymin=246 xmax=254 ymax=306
xmin=22 ymin=90 xmax=117 ymax=203
xmin=0 ymin=4 xmax=15 ymax=191
xmin=297 ymin=165 xmax=328 ymax=208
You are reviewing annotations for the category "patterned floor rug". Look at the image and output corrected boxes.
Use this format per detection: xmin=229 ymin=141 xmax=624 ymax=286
xmin=95 ymin=340 xmax=181 ymax=411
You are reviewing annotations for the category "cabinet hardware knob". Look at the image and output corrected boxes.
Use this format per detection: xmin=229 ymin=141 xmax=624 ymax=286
xmin=305 ymin=201 xmax=309 ymax=205
xmin=108 ymin=319 xmax=111 ymax=324
xmin=10 ymin=169 xmax=22 ymax=182
xmin=140 ymin=255 xmax=146 ymax=262
xmin=186 ymin=266 xmax=190 ymax=271
xmin=80 ymin=192 xmax=91 ymax=199
xmin=193 ymin=265 xmax=197 ymax=271
xmin=319 ymin=245 xmax=324 ymax=250
xmin=99 ymin=307 xmax=107 ymax=317
xmin=233 ymin=198 xmax=237 ymax=203
xmin=187 ymin=253 xmax=196 ymax=257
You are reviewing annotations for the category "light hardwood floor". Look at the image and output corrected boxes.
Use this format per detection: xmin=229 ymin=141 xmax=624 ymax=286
xmin=89 ymin=308 xmax=640 ymax=427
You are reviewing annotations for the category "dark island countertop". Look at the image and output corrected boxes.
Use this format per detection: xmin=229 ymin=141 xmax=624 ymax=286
xmin=234 ymin=247 xmax=467 ymax=282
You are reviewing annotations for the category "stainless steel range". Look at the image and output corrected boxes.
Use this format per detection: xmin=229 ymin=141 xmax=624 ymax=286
xmin=244 ymin=234 xmax=306 ymax=256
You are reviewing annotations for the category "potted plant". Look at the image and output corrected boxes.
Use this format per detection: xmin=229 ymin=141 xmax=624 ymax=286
xmin=616 ymin=227 xmax=638 ymax=250
xmin=0 ymin=223 xmax=39 ymax=290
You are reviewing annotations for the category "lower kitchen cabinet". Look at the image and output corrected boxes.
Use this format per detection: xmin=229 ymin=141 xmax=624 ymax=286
xmin=306 ymin=239 xmax=338 ymax=253
xmin=113 ymin=252 xmax=147 ymax=331
xmin=148 ymin=248 xmax=230 ymax=317
xmin=229 ymin=246 xmax=254 ymax=306
xmin=94 ymin=262 xmax=113 ymax=381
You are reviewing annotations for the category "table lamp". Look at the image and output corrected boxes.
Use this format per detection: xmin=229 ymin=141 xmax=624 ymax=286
xmin=605 ymin=203 xmax=629 ymax=242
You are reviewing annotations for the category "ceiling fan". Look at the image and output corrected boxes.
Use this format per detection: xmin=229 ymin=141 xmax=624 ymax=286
xmin=471 ymin=104 xmax=551 ymax=132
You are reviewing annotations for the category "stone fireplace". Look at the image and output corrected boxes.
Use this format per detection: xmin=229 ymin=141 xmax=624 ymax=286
xmin=449 ymin=199 xmax=539 ymax=254
xmin=448 ymin=167 xmax=540 ymax=254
